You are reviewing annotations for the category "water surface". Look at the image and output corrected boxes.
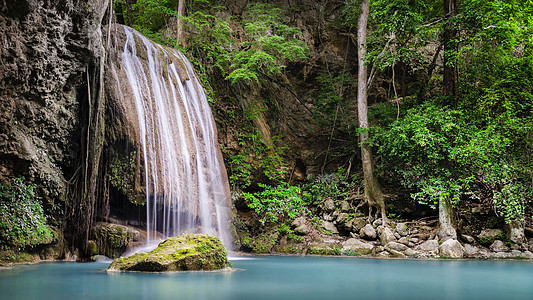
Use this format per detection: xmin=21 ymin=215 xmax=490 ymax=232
xmin=1 ymin=256 xmax=532 ymax=299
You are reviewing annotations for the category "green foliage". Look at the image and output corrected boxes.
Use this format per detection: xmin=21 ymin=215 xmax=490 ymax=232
xmin=304 ymin=168 xmax=360 ymax=206
xmin=244 ymin=183 xmax=306 ymax=225
xmin=0 ymin=178 xmax=53 ymax=249
xmin=227 ymin=132 xmax=288 ymax=188
xmin=225 ymin=3 xmax=308 ymax=83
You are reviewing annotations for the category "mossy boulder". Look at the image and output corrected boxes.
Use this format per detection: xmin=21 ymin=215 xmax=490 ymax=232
xmin=108 ymin=234 xmax=231 ymax=272
xmin=90 ymin=223 xmax=140 ymax=258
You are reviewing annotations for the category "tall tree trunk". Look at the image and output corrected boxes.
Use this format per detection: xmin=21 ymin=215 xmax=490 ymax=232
xmin=443 ymin=0 xmax=457 ymax=100
xmin=439 ymin=0 xmax=458 ymax=241
xmin=357 ymin=0 xmax=387 ymax=225
xmin=176 ymin=0 xmax=185 ymax=44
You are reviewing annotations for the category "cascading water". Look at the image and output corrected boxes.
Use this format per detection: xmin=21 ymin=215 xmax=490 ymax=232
xmin=115 ymin=26 xmax=232 ymax=247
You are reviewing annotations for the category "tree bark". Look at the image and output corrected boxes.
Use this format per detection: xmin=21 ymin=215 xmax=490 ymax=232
xmin=438 ymin=197 xmax=457 ymax=241
xmin=357 ymin=0 xmax=387 ymax=224
xmin=176 ymin=0 xmax=185 ymax=44
xmin=443 ymin=0 xmax=457 ymax=100
xmin=439 ymin=0 xmax=459 ymax=241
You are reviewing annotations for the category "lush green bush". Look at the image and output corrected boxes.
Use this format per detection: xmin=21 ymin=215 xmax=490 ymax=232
xmin=244 ymin=183 xmax=306 ymax=225
xmin=0 ymin=178 xmax=53 ymax=249
xmin=378 ymin=104 xmax=532 ymax=222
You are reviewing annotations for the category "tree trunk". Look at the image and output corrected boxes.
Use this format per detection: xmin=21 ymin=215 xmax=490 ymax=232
xmin=439 ymin=0 xmax=459 ymax=241
xmin=443 ymin=0 xmax=457 ymax=101
xmin=176 ymin=0 xmax=185 ymax=44
xmin=357 ymin=0 xmax=387 ymax=225
xmin=438 ymin=197 xmax=457 ymax=241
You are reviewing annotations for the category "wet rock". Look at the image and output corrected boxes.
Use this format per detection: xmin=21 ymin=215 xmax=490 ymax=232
xmin=321 ymin=221 xmax=339 ymax=234
xmin=385 ymin=241 xmax=408 ymax=253
xmin=438 ymin=239 xmax=465 ymax=258
xmin=388 ymin=249 xmax=405 ymax=257
xmin=341 ymin=238 xmax=374 ymax=255
xmin=490 ymin=240 xmax=509 ymax=252
xmin=377 ymin=226 xmax=396 ymax=246
xmin=395 ymin=223 xmax=409 ymax=237
xmin=478 ymin=229 xmax=503 ymax=245
xmin=360 ymin=224 xmax=377 ymax=241
xmin=108 ymin=234 xmax=231 ymax=272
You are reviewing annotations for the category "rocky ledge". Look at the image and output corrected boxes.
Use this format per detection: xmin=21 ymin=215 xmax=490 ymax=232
xmin=108 ymin=234 xmax=231 ymax=272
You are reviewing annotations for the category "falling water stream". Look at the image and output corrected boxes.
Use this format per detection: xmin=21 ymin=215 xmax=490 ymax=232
xmin=117 ymin=26 xmax=231 ymax=247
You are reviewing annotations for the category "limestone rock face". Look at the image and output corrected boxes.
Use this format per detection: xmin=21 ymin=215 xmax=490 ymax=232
xmin=438 ymin=239 xmax=465 ymax=258
xmin=108 ymin=234 xmax=231 ymax=272
xmin=89 ymin=223 xmax=141 ymax=259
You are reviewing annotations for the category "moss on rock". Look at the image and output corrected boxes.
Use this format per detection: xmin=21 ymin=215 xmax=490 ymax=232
xmin=108 ymin=234 xmax=231 ymax=272
xmin=91 ymin=223 xmax=140 ymax=258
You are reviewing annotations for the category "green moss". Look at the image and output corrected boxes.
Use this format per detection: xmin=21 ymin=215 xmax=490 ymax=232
xmin=274 ymin=244 xmax=305 ymax=254
xmin=252 ymin=229 xmax=279 ymax=254
xmin=108 ymin=234 xmax=231 ymax=272
xmin=308 ymin=247 xmax=341 ymax=256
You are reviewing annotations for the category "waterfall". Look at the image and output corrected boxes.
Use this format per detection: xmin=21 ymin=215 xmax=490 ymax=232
xmin=116 ymin=26 xmax=231 ymax=247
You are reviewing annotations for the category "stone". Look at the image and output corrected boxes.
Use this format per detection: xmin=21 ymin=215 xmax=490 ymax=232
xmin=464 ymin=244 xmax=481 ymax=257
xmin=438 ymin=239 xmax=465 ymax=258
xmin=360 ymin=224 xmax=377 ymax=241
xmin=323 ymin=199 xmax=335 ymax=212
xmin=416 ymin=240 xmax=439 ymax=256
xmin=351 ymin=218 xmax=367 ymax=233
xmin=341 ymin=238 xmax=374 ymax=255
xmin=336 ymin=213 xmax=349 ymax=225
xmin=322 ymin=221 xmax=339 ymax=234
xmin=388 ymin=249 xmax=405 ymax=258
xmin=385 ymin=241 xmax=408 ymax=253
xmin=372 ymin=218 xmax=383 ymax=227
xmin=292 ymin=217 xmax=311 ymax=235
xmin=478 ymin=229 xmax=503 ymax=245
xmin=253 ymin=229 xmax=279 ymax=254
xmin=308 ymin=242 xmax=342 ymax=256
xmin=504 ymin=220 xmax=525 ymax=245
xmin=108 ymin=234 xmax=231 ymax=272
xmin=340 ymin=201 xmax=350 ymax=212
xmin=91 ymin=223 xmax=141 ymax=258
xmin=490 ymin=240 xmax=509 ymax=252
xmin=395 ymin=223 xmax=409 ymax=237
xmin=394 ymin=232 xmax=401 ymax=239
xmin=377 ymin=226 xmax=396 ymax=246
xmin=323 ymin=214 xmax=334 ymax=221
xmin=398 ymin=237 xmax=410 ymax=246
xmin=461 ymin=234 xmax=475 ymax=244
xmin=404 ymin=248 xmax=419 ymax=257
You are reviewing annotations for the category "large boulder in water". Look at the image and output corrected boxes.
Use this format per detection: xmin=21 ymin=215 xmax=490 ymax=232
xmin=108 ymin=234 xmax=231 ymax=272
